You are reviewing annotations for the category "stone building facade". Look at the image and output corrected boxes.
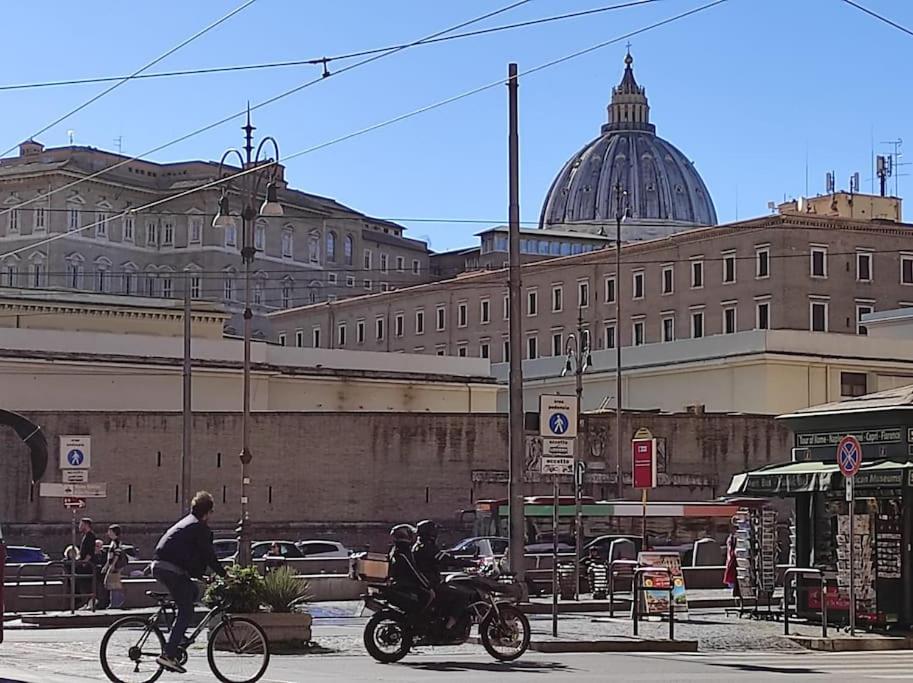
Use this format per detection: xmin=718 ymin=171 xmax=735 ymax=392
xmin=1 ymin=409 xmax=788 ymax=552
xmin=269 ymin=207 xmax=913 ymax=361
xmin=0 ymin=140 xmax=431 ymax=336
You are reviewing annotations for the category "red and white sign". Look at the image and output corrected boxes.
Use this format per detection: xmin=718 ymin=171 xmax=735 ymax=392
xmin=632 ymin=432 xmax=657 ymax=489
xmin=63 ymin=497 xmax=86 ymax=510
xmin=837 ymin=435 xmax=863 ymax=478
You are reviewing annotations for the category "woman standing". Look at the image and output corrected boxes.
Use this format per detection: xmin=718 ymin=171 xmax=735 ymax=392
xmin=723 ymin=518 xmax=740 ymax=598
xmin=103 ymin=524 xmax=127 ymax=609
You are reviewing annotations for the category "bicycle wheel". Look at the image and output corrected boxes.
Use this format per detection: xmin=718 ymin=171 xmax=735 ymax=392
xmin=206 ymin=616 xmax=270 ymax=683
xmin=100 ymin=616 xmax=165 ymax=683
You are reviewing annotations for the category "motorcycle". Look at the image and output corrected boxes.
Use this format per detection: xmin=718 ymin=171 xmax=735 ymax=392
xmin=358 ymin=561 xmax=530 ymax=663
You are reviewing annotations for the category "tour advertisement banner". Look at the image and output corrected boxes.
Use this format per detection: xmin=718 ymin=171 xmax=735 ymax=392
xmin=636 ymin=551 xmax=689 ymax=615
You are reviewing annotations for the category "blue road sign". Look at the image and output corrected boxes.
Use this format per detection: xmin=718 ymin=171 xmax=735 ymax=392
xmin=549 ymin=413 xmax=570 ymax=435
xmin=837 ymin=435 xmax=862 ymax=478
xmin=67 ymin=449 xmax=85 ymax=467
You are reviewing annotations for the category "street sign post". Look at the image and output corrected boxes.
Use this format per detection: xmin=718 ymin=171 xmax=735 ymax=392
xmin=539 ymin=395 xmax=578 ymax=439
xmin=541 ymin=456 xmax=574 ymax=475
xmin=632 ymin=428 xmax=658 ymax=549
xmin=63 ymin=497 xmax=86 ymax=510
xmin=62 ymin=470 xmax=89 ymax=484
xmin=837 ymin=434 xmax=862 ymax=638
xmin=39 ymin=482 xmax=107 ymax=498
xmin=542 ymin=438 xmax=574 ymax=458
xmin=59 ymin=436 xmax=91 ymax=470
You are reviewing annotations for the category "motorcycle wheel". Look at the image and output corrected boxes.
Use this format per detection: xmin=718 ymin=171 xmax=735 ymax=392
xmin=480 ymin=604 xmax=530 ymax=662
xmin=363 ymin=610 xmax=412 ymax=664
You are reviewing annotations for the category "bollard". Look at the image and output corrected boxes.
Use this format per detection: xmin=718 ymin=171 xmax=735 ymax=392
xmin=608 ymin=559 xmax=637 ymax=618
xmin=784 ymin=568 xmax=827 ymax=638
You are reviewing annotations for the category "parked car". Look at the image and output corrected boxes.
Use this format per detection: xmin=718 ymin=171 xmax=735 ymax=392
xmin=213 ymin=539 xmax=239 ymax=561
xmin=582 ymin=535 xmax=644 ymax=562
xmin=295 ymin=540 xmax=350 ymax=559
xmin=447 ymin=536 xmax=509 ymax=559
xmin=251 ymin=541 xmax=303 ymax=560
xmin=4 ymin=546 xmax=50 ymax=564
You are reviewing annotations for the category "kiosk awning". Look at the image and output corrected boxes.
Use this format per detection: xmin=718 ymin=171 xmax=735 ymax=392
xmin=727 ymin=459 xmax=913 ymax=496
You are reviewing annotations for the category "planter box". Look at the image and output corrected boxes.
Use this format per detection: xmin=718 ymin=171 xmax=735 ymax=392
xmin=212 ymin=612 xmax=312 ymax=652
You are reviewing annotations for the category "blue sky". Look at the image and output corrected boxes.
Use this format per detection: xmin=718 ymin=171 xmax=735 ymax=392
xmin=2 ymin=0 xmax=911 ymax=251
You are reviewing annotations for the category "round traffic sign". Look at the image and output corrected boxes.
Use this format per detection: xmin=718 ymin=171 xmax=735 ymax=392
xmin=548 ymin=412 xmax=570 ymax=435
xmin=67 ymin=449 xmax=85 ymax=467
xmin=837 ymin=435 xmax=862 ymax=478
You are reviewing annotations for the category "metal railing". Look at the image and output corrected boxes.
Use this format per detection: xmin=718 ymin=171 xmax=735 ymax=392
xmin=783 ymin=567 xmax=828 ymax=638
xmin=608 ymin=559 xmax=638 ymax=617
xmin=632 ymin=566 xmax=675 ymax=640
xmin=5 ymin=561 xmax=96 ymax=614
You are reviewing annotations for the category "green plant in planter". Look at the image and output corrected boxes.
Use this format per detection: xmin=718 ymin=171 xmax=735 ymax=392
xmin=258 ymin=567 xmax=312 ymax=613
xmin=203 ymin=565 xmax=264 ymax=614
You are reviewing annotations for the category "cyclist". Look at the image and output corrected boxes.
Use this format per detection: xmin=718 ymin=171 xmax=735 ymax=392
xmin=151 ymin=491 xmax=226 ymax=673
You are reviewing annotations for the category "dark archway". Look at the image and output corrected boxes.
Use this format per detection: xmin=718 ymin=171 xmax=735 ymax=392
xmin=0 ymin=410 xmax=48 ymax=482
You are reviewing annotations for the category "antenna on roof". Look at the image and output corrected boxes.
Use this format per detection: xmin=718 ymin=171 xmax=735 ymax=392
xmin=825 ymin=171 xmax=835 ymax=194
xmin=113 ymin=136 xmax=124 ymax=154
xmin=66 ymin=130 xmax=76 ymax=145
xmin=850 ymin=172 xmax=860 ymax=194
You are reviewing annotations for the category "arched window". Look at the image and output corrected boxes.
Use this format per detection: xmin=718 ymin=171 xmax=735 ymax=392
xmin=65 ymin=253 xmax=85 ymax=290
xmin=344 ymin=235 xmax=354 ymax=266
xmin=281 ymin=227 xmax=293 ymax=258
xmin=254 ymin=219 xmax=267 ymax=252
xmin=281 ymin=277 xmax=294 ymax=308
xmin=326 ymin=232 xmax=337 ymax=262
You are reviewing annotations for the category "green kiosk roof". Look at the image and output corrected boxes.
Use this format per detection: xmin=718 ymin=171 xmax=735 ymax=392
xmin=727 ymin=459 xmax=913 ymax=496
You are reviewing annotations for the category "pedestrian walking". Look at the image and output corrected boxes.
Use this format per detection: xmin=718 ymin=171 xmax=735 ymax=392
xmin=77 ymin=518 xmax=98 ymax=609
xmin=103 ymin=525 xmax=128 ymax=609
xmin=94 ymin=539 xmax=109 ymax=609
xmin=723 ymin=517 xmax=740 ymax=598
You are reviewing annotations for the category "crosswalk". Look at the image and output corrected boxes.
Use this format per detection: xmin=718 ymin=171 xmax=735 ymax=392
xmin=652 ymin=650 xmax=913 ymax=680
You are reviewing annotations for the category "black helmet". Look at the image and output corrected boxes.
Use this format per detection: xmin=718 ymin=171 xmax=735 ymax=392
xmin=416 ymin=519 xmax=438 ymax=541
xmin=390 ymin=524 xmax=415 ymax=543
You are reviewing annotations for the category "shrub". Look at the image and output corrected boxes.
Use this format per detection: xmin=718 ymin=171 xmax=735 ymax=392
xmin=257 ymin=567 xmax=312 ymax=613
xmin=204 ymin=565 xmax=264 ymax=613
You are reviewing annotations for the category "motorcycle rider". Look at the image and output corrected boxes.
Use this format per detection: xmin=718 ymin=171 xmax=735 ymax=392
xmin=412 ymin=520 xmax=475 ymax=633
xmin=387 ymin=524 xmax=433 ymax=615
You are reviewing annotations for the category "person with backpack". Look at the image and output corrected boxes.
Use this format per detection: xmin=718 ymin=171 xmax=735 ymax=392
xmin=103 ymin=524 xmax=128 ymax=609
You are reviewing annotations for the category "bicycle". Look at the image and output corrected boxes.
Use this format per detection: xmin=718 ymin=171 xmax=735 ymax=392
xmin=100 ymin=588 xmax=270 ymax=683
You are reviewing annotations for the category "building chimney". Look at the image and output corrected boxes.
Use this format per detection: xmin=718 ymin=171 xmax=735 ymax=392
xmin=18 ymin=139 xmax=44 ymax=158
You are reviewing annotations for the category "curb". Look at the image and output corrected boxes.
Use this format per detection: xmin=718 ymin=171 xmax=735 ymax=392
xmin=788 ymin=635 xmax=913 ymax=652
xmin=530 ymin=639 xmax=698 ymax=653
xmin=521 ymin=598 xmax=736 ymax=615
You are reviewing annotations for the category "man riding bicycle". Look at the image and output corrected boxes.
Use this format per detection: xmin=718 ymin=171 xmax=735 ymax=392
xmin=151 ymin=491 xmax=226 ymax=673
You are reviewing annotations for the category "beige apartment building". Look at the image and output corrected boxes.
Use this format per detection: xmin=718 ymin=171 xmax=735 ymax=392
xmin=0 ymin=138 xmax=430 ymax=336
xmin=270 ymin=197 xmax=910 ymax=364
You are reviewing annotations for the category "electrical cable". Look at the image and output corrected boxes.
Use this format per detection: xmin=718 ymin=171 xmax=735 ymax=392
xmin=0 ymin=0 xmax=260 ymax=158
xmin=840 ymin=0 xmax=913 ymax=38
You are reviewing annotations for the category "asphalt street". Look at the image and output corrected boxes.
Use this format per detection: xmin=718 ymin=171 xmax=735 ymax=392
xmin=3 ymin=628 xmax=913 ymax=682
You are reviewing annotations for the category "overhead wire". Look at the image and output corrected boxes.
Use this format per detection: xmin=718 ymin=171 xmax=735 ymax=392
xmin=0 ymin=0 xmax=260 ymax=158
xmin=0 ymin=0 xmax=728 ymax=265
xmin=839 ymin=0 xmax=913 ymax=38
xmin=0 ymin=0 xmax=668 ymax=93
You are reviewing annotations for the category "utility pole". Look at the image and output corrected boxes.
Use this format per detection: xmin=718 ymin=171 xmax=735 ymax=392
xmin=181 ymin=275 xmax=192 ymax=512
xmin=614 ymin=183 xmax=627 ymax=499
xmin=507 ymin=63 xmax=526 ymax=590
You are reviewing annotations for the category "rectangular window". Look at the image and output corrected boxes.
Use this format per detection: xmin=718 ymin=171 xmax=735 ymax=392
xmin=480 ymin=342 xmax=490 ymax=359
xmin=458 ymin=301 xmax=468 ymax=327
xmin=364 ymin=250 xmax=372 ymax=270
xmin=723 ymin=306 xmax=737 ymax=334
xmin=436 ymin=305 xmax=446 ymax=331
xmin=857 ymin=251 xmax=872 ymax=282
xmin=189 ymin=217 xmax=201 ymax=243
xmin=856 ymin=304 xmax=873 ymax=335
xmin=356 ymin=320 xmax=365 ymax=344
xmin=162 ymin=221 xmax=173 ymax=245
xmin=412 ymin=259 xmax=420 ymax=275
xmin=281 ymin=285 xmax=291 ymax=308
xmin=480 ymin=298 xmax=490 ymax=323
xmin=337 ymin=323 xmax=347 ymax=346
xmin=756 ymin=246 xmax=770 ymax=278
xmin=375 ymin=317 xmax=385 ymax=341
xmin=346 ymin=276 xmax=355 ymax=288
xmin=277 ymin=333 xmax=287 ymax=347
xmin=633 ymin=271 xmax=644 ymax=299
xmin=504 ymin=295 xmax=510 ymax=320
xmin=810 ymin=300 xmax=828 ymax=332
xmin=503 ymin=339 xmax=510 ymax=362
xmin=633 ymin=320 xmax=645 ymax=346
xmin=363 ymin=279 xmax=372 ymax=290
xmin=756 ymin=301 xmax=770 ymax=330
xmin=552 ymin=285 xmax=563 ymax=313
xmin=436 ymin=346 xmax=446 ymax=356
xmin=123 ymin=216 xmax=134 ymax=242
xmin=578 ymin=280 xmax=589 ymax=308
xmin=552 ymin=332 xmax=563 ymax=357
xmin=527 ymin=289 xmax=538 ymax=316
xmin=328 ymin=272 xmax=338 ymax=285
xmin=841 ymin=372 xmax=868 ymax=398
xmin=723 ymin=251 xmax=736 ymax=283
xmin=96 ymin=212 xmax=108 ymax=238
xmin=661 ymin=265 xmax=674 ymax=295
xmin=146 ymin=222 xmax=156 ymax=246
xmin=6 ymin=208 xmax=18 ymax=233
xmin=903 ymin=255 xmax=913 ymax=285
xmin=68 ymin=207 xmax=80 ymax=231
xmin=394 ymin=313 xmax=404 ymax=337
xmin=312 ymin=327 xmax=321 ymax=348
xmin=295 ymin=330 xmax=304 ymax=348
xmin=161 ymin=277 xmax=172 ymax=298
xmin=281 ymin=231 xmax=293 ymax=258
xmin=34 ymin=207 xmax=45 ymax=231
xmin=691 ymin=310 xmax=704 ymax=339
xmin=605 ymin=323 xmax=616 ymax=349
xmin=605 ymin=276 xmax=616 ymax=304
xmin=581 ymin=328 xmax=591 ymax=351
xmin=190 ymin=276 xmax=201 ymax=299
xmin=223 ymin=277 xmax=233 ymax=300
xmin=396 ymin=256 xmax=405 ymax=272
xmin=457 ymin=344 xmax=468 ymax=357
xmin=662 ymin=316 xmax=674 ymax=343
xmin=691 ymin=259 xmax=704 ymax=288
xmin=810 ymin=246 xmax=828 ymax=278
xmin=415 ymin=310 xmax=425 ymax=335
xmin=526 ymin=335 xmax=538 ymax=360
xmin=380 ymin=254 xmax=388 ymax=273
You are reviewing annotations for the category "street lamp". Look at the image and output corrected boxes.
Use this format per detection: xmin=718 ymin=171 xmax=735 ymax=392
xmin=562 ymin=307 xmax=592 ymax=600
xmin=212 ymin=110 xmax=282 ymax=567
xmin=613 ymin=183 xmax=628 ymax=500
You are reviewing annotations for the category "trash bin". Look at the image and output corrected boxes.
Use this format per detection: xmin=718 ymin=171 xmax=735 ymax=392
xmin=558 ymin=563 xmax=576 ymax=600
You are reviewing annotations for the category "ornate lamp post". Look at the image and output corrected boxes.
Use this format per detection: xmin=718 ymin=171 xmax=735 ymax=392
xmin=562 ymin=307 xmax=592 ymax=599
xmin=613 ymin=183 xmax=628 ymax=500
xmin=212 ymin=111 xmax=282 ymax=567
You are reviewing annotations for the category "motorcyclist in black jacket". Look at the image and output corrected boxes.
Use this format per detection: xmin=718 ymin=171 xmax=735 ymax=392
xmin=412 ymin=520 xmax=475 ymax=632
xmin=387 ymin=524 xmax=433 ymax=614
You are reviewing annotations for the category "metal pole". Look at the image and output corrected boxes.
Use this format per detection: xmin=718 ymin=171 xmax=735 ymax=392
xmin=69 ymin=510 xmax=76 ymax=614
xmin=574 ymin=310 xmax=584 ymax=600
xmin=614 ymin=185 xmax=624 ymax=498
xmin=507 ymin=62 xmax=526 ymax=590
xmin=849 ymin=478 xmax=856 ymax=637
xmin=642 ymin=488 xmax=648 ymax=549
xmin=181 ymin=277 xmax=192 ymax=512
xmin=238 ymin=212 xmax=253 ymax=567
xmin=552 ymin=477 xmax=559 ymax=637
